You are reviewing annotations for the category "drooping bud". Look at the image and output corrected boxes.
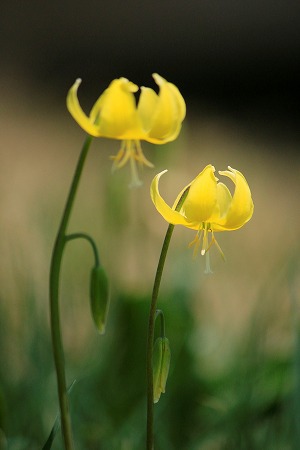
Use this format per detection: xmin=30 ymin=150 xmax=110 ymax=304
xmin=89 ymin=265 xmax=110 ymax=334
xmin=153 ymin=337 xmax=171 ymax=403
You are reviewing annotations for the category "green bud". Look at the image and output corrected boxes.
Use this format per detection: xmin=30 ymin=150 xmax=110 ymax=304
xmin=153 ymin=337 xmax=171 ymax=403
xmin=90 ymin=265 xmax=110 ymax=334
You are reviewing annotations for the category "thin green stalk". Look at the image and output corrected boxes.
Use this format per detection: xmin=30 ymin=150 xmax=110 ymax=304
xmin=42 ymin=381 xmax=76 ymax=450
xmin=66 ymin=233 xmax=100 ymax=266
xmin=49 ymin=135 xmax=93 ymax=450
xmin=146 ymin=187 xmax=189 ymax=450
xmin=155 ymin=310 xmax=165 ymax=338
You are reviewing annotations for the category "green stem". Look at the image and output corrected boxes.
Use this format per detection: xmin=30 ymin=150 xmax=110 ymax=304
xmin=155 ymin=310 xmax=165 ymax=338
xmin=66 ymin=233 xmax=100 ymax=266
xmin=146 ymin=187 xmax=189 ymax=450
xmin=49 ymin=135 xmax=93 ymax=450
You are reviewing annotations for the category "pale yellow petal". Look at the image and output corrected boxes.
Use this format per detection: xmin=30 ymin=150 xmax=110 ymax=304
xmin=150 ymin=171 xmax=191 ymax=226
xmin=89 ymin=89 xmax=109 ymax=124
xmin=155 ymin=75 xmax=186 ymax=122
xmin=146 ymin=74 xmax=186 ymax=144
xmin=66 ymin=79 xmax=102 ymax=136
xmin=217 ymin=167 xmax=254 ymax=230
xmin=90 ymin=78 xmax=143 ymax=139
xmin=181 ymin=165 xmax=219 ymax=223
xmin=216 ymin=182 xmax=232 ymax=218
xmin=210 ymin=183 xmax=233 ymax=231
xmin=137 ymin=87 xmax=159 ymax=132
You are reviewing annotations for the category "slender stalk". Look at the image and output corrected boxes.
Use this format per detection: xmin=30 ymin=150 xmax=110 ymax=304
xmin=155 ymin=310 xmax=165 ymax=338
xmin=49 ymin=135 xmax=93 ymax=450
xmin=66 ymin=233 xmax=100 ymax=266
xmin=146 ymin=187 xmax=189 ymax=450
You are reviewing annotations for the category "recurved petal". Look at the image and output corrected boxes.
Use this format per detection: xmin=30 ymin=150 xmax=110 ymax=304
xmin=67 ymin=79 xmax=102 ymax=137
xmin=146 ymin=74 xmax=186 ymax=144
xmin=158 ymin=75 xmax=186 ymax=122
xmin=218 ymin=167 xmax=254 ymax=230
xmin=90 ymin=78 xmax=143 ymax=139
xmin=150 ymin=171 xmax=191 ymax=226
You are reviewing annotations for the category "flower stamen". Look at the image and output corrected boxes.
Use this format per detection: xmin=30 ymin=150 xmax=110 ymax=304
xmin=129 ymin=146 xmax=143 ymax=188
xmin=201 ymin=223 xmax=209 ymax=256
xmin=188 ymin=223 xmax=225 ymax=271
xmin=204 ymin=250 xmax=212 ymax=275
xmin=111 ymin=140 xmax=154 ymax=187
xmin=188 ymin=229 xmax=203 ymax=259
xmin=135 ymin=140 xmax=154 ymax=168
xmin=210 ymin=231 xmax=226 ymax=261
xmin=111 ymin=141 xmax=128 ymax=170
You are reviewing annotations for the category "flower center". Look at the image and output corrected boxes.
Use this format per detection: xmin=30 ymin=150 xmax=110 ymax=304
xmin=188 ymin=222 xmax=225 ymax=273
xmin=110 ymin=140 xmax=154 ymax=188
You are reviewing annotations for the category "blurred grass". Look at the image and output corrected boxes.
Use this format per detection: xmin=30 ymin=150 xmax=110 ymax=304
xmin=0 ymin=78 xmax=300 ymax=449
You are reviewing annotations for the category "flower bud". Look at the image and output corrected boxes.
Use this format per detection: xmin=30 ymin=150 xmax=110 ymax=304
xmin=153 ymin=337 xmax=171 ymax=403
xmin=89 ymin=265 xmax=110 ymax=334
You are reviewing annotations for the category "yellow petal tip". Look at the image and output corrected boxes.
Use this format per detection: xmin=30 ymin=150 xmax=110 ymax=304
xmin=74 ymin=78 xmax=82 ymax=87
xmin=152 ymin=73 xmax=164 ymax=85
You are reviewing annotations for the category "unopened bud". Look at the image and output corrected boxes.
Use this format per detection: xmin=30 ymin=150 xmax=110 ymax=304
xmin=90 ymin=265 xmax=110 ymax=334
xmin=153 ymin=337 xmax=171 ymax=403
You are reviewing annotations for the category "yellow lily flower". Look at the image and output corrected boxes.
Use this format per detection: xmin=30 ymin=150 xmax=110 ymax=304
xmin=67 ymin=74 xmax=186 ymax=187
xmin=151 ymin=164 xmax=254 ymax=273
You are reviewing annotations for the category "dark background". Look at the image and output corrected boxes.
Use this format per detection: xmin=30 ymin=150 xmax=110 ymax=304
xmin=1 ymin=0 xmax=299 ymax=123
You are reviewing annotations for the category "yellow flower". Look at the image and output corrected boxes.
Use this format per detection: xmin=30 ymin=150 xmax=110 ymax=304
xmin=67 ymin=73 xmax=186 ymax=187
xmin=151 ymin=164 xmax=254 ymax=273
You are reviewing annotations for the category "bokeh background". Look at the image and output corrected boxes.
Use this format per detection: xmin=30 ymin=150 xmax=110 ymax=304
xmin=1 ymin=1 xmax=300 ymax=449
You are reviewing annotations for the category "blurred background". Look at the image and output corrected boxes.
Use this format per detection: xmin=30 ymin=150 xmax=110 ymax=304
xmin=1 ymin=1 xmax=300 ymax=449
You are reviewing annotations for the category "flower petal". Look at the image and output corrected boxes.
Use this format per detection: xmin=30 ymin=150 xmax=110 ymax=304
xmin=181 ymin=165 xmax=219 ymax=223
xmin=137 ymin=87 xmax=159 ymax=132
xmin=217 ymin=167 xmax=254 ymax=230
xmin=150 ymin=171 xmax=191 ymax=226
xmin=67 ymin=74 xmax=186 ymax=145
xmin=216 ymin=182 xmax=232 ymax=217
xmin=66 ymin=79 xmax=102 ymax=136
xmin=210 ymin=182 xmax=233 ymax=231
xmin=146 ymin=74 xmax=186 ymax=144
xmin=90 ymin=78 xmax=144 ymax=139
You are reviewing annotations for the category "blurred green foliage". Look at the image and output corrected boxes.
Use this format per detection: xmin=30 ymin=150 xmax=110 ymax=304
xmin=0 ymin=254 xmax=298 ymax=449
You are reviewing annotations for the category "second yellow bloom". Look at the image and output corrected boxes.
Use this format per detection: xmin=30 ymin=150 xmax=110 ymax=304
xmin=67 ymin=74 xmax=186 ymax=187
xmin=151 ymin=165 xmax=254 ymax=272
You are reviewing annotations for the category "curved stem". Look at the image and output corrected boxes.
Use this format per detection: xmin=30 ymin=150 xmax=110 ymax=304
xmin=49 ymin=135 xmax=93 ymax=450
xmin=146 ymin=187 xmax=189 ymax=450
xmin=66 ymin=232 xmax=100 ymax=266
